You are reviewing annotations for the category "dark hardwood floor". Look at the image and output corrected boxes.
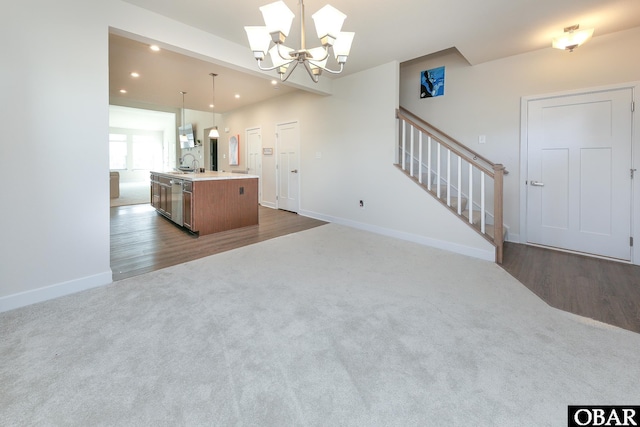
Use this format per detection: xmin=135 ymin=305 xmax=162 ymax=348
xmin=110 ymin=204 xmax=327 ymax=281
xmin=502 ymin=242 xmax=640 ymax=334
xmin=111 ymin=205 xmax=639 ymax=334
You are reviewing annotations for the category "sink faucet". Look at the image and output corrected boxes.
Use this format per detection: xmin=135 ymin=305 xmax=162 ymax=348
xmin=180 ymin=153 xmax=197 ymax=171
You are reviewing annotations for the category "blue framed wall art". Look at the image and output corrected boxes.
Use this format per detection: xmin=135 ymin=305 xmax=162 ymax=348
xmin=420 ymin=66 xmax=445 ymax=98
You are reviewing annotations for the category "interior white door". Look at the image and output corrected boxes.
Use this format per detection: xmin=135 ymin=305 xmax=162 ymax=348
xmin=526 ymin=88 xmax=633 ymax=260
xmin=276 ymin=121 xmax=299 ymax=213
xmin=246 ymin=127 xmax=262 ymax=204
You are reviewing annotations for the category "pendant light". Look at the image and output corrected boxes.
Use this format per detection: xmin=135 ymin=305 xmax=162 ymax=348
xmin=179 ymin=91 xmax=188 ymax=143
xmin=209 ymin=73 xmax=220 ymax=138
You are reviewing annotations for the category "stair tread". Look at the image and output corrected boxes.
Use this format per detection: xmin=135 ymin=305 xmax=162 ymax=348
xmin=461 ymin=209 xmax=482 ymax=224
xmin=439 ymin=195 xmax=468 ymax=211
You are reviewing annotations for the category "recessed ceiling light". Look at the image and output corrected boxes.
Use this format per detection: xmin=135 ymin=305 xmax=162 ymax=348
xmin=271 ymin=80 xmax=277 ymax=85
xmin=235 ymin=94 xmax=240 ymax=99
xmin=119 ymin=89 xmax=127 ymax=94
xmin=130 ymin=72 xmax=140 ymax=78
xmin=150 ymin=45 xmax=160 ymax=52
xmin=209 ymin=104 xmax=214 ymax=109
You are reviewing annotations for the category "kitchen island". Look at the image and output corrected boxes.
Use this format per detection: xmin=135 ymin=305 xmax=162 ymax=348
xmin=150 ymin=171 xmax=258 ymax=236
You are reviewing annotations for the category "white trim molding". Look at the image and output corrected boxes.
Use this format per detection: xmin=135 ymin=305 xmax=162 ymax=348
xmin=299 ymin=209 xmax=495 ymax=262
xmin=0 ymin=271 xmax=113 ymax=313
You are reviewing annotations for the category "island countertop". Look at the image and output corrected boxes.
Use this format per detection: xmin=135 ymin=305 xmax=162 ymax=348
xmin=151 ymin=170 xmax=258 ymax=181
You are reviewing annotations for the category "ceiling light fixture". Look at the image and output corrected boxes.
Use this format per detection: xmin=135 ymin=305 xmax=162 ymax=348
xmin=150 ymin=45 xmax=160 ymax=52
xmin=552 ymin=24 xmax=594 ymax=52
xmin=208 ymin=73 xmax=220 ymax=138
xmin=179 ymin=91 xmax=188 ymax=144
xmin=244 ymin=0 xmax=355 ymax=83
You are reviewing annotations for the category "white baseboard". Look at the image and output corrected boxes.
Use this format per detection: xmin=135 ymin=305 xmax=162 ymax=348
xmin=0 ymin=271 xmax=113 ymax=313
xmin=260 ymin=201 xmax=276 ymax=209
xmin=299 ymin=210 xmax=495 ymax=262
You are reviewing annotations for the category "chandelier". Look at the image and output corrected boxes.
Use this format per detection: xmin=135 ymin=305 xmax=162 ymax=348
xmin=244 ymin=0 xmax=355 ymax=83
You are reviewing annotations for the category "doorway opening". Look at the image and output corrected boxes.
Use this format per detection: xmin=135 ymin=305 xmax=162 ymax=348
xmin=210 ymin=138 xmax=218 ymax=171
xmin=109 ymin=105 xmax=176 ymax=207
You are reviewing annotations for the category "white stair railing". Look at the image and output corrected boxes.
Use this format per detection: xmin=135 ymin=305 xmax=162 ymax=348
xmin=396 ymin=107 xmax=506 ymax=263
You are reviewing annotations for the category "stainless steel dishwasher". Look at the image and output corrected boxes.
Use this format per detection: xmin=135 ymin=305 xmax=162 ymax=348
xmin=170 ymin=178 xmax=184 ymax=226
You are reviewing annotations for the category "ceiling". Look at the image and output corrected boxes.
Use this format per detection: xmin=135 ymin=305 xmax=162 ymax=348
xmin=110 ymin=0 xmax=640 ymax=113
xmin=109 ymin=33 xmax=299 ymax=113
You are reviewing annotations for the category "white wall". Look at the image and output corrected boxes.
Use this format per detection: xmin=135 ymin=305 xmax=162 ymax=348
xmin=0 ymin=0 xmax=112 ymax=308
xmin=400 ymin=27 xmax=640 ymax=243
xmin=224 ymin=63 xmax=495 ymax=260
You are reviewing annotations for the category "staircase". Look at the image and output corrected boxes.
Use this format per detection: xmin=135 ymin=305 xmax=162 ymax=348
xmin=395 ymin=107 xmax=507 ymax=263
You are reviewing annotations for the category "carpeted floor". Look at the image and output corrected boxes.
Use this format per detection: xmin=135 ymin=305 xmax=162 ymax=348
xmin=110 ymin=181 xmax=150 ymax=207
xmin=1 ymin=224 xmax=639 ymax=426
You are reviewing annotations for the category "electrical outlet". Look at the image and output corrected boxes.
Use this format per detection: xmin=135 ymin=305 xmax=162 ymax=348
xmin=479 ymin=135 xmax=486 ymax=144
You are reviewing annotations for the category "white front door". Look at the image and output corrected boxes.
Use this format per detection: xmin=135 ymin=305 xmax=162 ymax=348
xmin=246 ymin=127 xmax=262 ymax=204
xmin=526 ymin=87 xmax=633 ymax=260
xmin=276 ymin=121 xmax=299 ymax=213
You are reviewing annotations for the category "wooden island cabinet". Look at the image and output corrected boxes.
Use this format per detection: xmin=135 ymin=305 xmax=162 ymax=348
xmin=151 ymin=171 xmax=258 ymax=236
xmin=150 ymin=173 xmax=172 ymax=218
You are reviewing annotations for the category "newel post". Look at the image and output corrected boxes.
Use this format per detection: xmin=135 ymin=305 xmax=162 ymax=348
xmin=493 ymin=164 xmax=505 ymax=264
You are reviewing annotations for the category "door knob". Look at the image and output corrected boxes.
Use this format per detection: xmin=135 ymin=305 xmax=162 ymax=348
xmin=291 ymin=169 xmax=298 ymax=173
xmin=530 ymin=181 xmax=544 ymax=187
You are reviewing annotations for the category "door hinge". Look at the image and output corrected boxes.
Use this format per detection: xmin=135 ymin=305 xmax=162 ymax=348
xmin=631 ymin=237 xmax=634 ymax=247
xmin=632 ymin=101 xmax=635 ymax=112
xmin=632 ymin=169 xmax=637 ymax=179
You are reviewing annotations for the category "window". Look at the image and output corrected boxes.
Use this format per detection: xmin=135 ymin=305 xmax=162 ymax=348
xmin=133 ymin=134 xmax=159 ymax=170
xmin=109 ymin=130 xmax=164 ymax=172
xmin=109 ymin=134 xmax=127 ymax=170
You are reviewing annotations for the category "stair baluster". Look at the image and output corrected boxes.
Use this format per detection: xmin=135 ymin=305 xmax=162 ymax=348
xmin=468 ymin=163 xmax=473 ymax=225
xmin=457 ymin=157 xmax=462 ymax=215
xmin=395 ymin=107 xmax=507 ymax=264
xmin=427 ymin=136 xmax=432 ymax=191
xmin=418 ymin=132 xmax=423 ymax=185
